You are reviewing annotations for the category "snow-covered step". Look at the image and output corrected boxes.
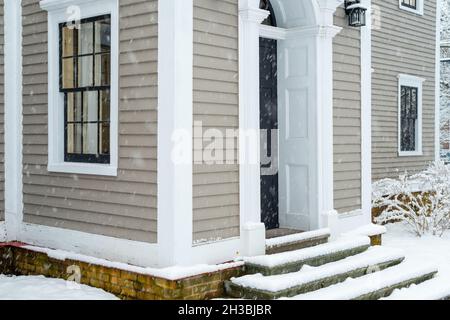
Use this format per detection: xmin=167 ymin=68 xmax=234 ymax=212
xmin=246 ymin=236 xmax=370 ymax=276
xmin=266 ymin=228 xmax=330 ymax=255
xmin=225 ymin=246 xmax=405 ymax=300
xmin=382 ymin=276 xmax=450 ymax=300
xmin=289 ymin=262 xmax=438 ymax=300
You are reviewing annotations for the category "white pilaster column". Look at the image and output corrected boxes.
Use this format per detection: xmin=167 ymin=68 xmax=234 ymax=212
xmin=157 ymin=0 xmax=193 ymax=267
xmin=4 ymin=0 xmax=23 ymax=242
xmin=361 ymin=0 xmax=373 ymax=225
xmin=238 ymin=0 xmax=269 ymax=256
xmin=316 ymin=0 xmax=343 ymax=228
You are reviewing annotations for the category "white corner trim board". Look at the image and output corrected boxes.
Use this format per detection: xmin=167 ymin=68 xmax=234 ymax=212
xmin=0 ymin=222 xmax=6 ymax=242
xmin=157 ymin=0 xmax=194 ymax=267
xmin=435 ymin=0 xmax=442 ymax=161
xmin=18 ymin=223 xmax=159 ymax=268
xmin=42 ymin=0 xmax=119 ymax=177
xmin=360 ymin=0 xmax=373 ymax=230
xmin=4 ymin=0 xmax=23 ymax=242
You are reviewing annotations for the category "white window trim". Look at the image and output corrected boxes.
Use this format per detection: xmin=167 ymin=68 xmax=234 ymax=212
xmin=398 ymin=74 xmax=425 ymax=157
xmin=40 ymin=0 xmax=119 ymax=177
xmin=398 ymin=0 xmax=424 ymax=15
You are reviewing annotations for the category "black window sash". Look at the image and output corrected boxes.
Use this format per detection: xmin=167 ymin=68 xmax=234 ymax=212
xmin=401 ymin=0 xmax=417 ymax=10
xmin=59 ymin=15 xmax=111 ymax=164
xmin=400 ymin=85 xmax=419 ymax=152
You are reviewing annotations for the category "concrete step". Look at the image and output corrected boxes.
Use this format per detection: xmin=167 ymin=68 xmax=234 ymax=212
xmin=290 ymin=262 xmax=438 ymax=300
xmin=246 ymin=236 xmax=371 ymax=276
xmin=225 ymin=246 xmax=405 ymax=300
xmin=266 ymin=229 xmax=330 ymax=255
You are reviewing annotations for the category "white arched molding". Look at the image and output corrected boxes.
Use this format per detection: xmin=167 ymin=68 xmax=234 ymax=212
xmin=238 ymin=0 xmax=343 ymax=249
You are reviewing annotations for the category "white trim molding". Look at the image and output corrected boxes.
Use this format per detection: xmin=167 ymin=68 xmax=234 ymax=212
xmin=238 ymin=0 xmax=268 ymax=256
xmin=0 ymin=222 xmax=6 ymax=242
xmin=435 ymin=0 xmax=442 ymax=161
xmin=397 ymin=74 xmax=425 ymax=157
xmin=4 ymin=0 xmax=23 ymax=242
xmin=360 ymin=0 xmax=373 ymax=229
xmin=398 ymin=0 xmax=424 ymax=16
xmin=157 ymin=0 xmax=194 ymax=267
xmin=18 ymin=223 xmax=158 ymax=267
xmin=41 ymin=0 xmax=119 ymax=177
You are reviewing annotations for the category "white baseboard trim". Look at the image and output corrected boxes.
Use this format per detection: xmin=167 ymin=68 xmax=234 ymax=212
xmin=18 ymin=223 xmax=159 ymax=268
xmin=0 ymin=222 xmax=6 ymax=242
xmin=190 ymin=238 xmax=242 ymax=265
xmin=336 ymin=209 xmax=372 ymax=235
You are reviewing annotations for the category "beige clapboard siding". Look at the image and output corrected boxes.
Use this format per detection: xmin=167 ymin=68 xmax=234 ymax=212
xmin=21 ymin=0 xmax=158 ymax=243
xmin=372 ymin=0 xmax=437 ymax=180
xmin=0 ymin=1 xmax=4 ymax=221
xmin=193 ymin=0 xmax=240 ymax=244
xmin=333 ymin=8 xmax=362 ymax=213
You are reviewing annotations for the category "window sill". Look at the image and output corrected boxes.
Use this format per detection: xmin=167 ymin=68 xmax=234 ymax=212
xmin=399 ymin=5 xmax=423 ymax=16
xmin=398 ymin=151 xmax=423 ymax=157
xmin=48 ymin=162 xmax=118 ymax=177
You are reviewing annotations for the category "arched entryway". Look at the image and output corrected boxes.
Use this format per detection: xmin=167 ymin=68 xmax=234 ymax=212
xmin=239 ymin=0 xmax=341 ymax=255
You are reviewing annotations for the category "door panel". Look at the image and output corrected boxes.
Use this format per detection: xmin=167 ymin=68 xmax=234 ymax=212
xmin=278 ymin=38 xmax=316 ymax=231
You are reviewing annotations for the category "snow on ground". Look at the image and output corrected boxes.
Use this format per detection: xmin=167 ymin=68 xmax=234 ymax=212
xmin=381 ymin=222 xmax=450 ymax=299
xmin=0 ymin=275 xmax=118 ymax=300
xmin=383 ymin=222 xmax=450 ymax=280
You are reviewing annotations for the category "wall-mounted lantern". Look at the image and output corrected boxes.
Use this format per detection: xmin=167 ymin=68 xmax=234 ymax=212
xmin=344 ymin=0 xmax=367 ymax=27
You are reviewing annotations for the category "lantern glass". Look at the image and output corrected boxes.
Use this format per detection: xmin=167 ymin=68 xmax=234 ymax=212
xmin=348 ymin=8 xmax=366 ymax=27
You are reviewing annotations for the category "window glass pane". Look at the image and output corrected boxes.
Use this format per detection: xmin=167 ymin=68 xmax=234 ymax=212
xmin=61 ymin=15 xmax=111 ymax=164
xmin=67 ymin=92 xmax=82 ymax=122
xmin=83 ymin=123 xmax=99 ymax=155
xmin=95 ymin=18 xmax=111 ymax=53
xmin=100 ymin=90 xmax=110 ymax=122
xmin=67 ymin=123 xmax=83 ymax=154
xmin=62 ymin=26 xmax=76 ymax=57
xmin=62 ymin=58 xmax=75 ymax=89
xmin=402 ymin=0 xmax=417 ymax=9
xmin=83 ymin=91 xmax=99 ymax=122
xmin=78 ymin=22 xmax=94 ymax=55
xmin=95 ymin=53 xmax=111 ymax=86
xmin=400 ymin=85 xmax=418 ymax=152
xmin=77 ymin=55 xmax=94 ymax=87
xmin=100 ymin=124 xmax=110 ymax=155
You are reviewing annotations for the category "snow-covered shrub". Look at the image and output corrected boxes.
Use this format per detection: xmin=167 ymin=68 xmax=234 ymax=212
xmin=373 ymin=161 xmax=450 ymax=237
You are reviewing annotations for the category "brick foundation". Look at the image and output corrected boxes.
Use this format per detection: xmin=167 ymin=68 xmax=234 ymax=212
xmin=0 ymin=244 xmax=244 ymax=300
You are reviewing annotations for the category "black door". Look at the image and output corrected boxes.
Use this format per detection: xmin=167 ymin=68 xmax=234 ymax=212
xmin=260 ymin=37 xmax=279 ymax=230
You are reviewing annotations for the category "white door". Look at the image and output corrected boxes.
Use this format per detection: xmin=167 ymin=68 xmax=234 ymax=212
xmin=278 ymin=37 xmax=317 ymax=231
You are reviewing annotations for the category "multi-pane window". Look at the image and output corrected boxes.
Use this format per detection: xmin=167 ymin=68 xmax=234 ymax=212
xmin=400 ymin=86 xmax=419 ymax=152
xmin=60 ymin=15 xmax=111 ymax=164
xmin=401 ymin=0 xmax=417 ymax=9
